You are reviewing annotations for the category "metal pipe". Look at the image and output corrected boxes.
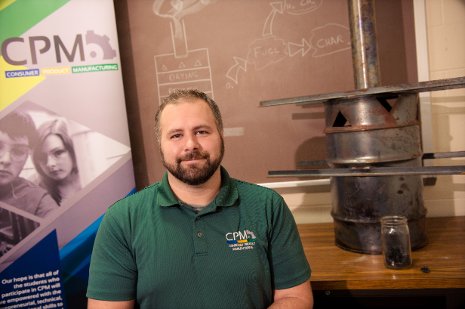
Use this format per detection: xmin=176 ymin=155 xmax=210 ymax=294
xmin=348 ymin=0 xmax=380 ymax=88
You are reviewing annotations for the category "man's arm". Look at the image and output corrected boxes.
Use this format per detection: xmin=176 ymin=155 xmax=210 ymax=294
xmin=269 ymin=280 xmax=313 ymax=309
xmin=87 ymin=298 xmax=135 ymax=309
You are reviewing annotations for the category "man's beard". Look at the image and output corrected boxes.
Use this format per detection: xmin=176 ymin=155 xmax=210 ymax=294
xmin=161 ymin=141 xmax=224 ymax=186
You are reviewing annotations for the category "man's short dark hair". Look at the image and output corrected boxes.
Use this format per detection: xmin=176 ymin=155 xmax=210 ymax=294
xmin=154 ymin=89 xmax=223 ymax=143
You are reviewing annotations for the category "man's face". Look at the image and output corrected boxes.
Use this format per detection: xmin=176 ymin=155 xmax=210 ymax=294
xmin=0 ymin=131 xmax=30 ymax=187
xmin=159 ymin=99 xmax=224 ymax=185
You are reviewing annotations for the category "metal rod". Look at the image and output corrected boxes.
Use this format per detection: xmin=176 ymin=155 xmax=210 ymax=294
xmin=422 ymin=151 xmax=465 ymax=160
xmin=260 ymin=76 xmax=465 ymax=107
xmin=348 ymin=0 xmax=380 ymax=88
xmin=267 ymin=165 xmax=465 ymax=177
xmin=297 ymin=151 xmax=465 ymax=166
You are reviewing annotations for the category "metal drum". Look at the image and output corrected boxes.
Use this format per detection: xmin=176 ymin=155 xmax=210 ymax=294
xmin=325 ymin=94 xmax=428 ymax=254
xmin=260 ymin=0 xmax=465 ymax=256
xmin=330 ymin=159 xmax=427 ymax=253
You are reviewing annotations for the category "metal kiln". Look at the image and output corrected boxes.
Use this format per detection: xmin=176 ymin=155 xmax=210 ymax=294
xmin=261 ymin=0 xmax=465 ymax=254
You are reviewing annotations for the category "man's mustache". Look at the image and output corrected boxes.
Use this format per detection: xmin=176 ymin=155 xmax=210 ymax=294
xmin=177 ymin=151 xmax=209 ymax=163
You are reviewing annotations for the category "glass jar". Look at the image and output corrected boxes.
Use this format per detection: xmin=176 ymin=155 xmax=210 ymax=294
xmin=380 ymin=215 xmax=412 ymax=269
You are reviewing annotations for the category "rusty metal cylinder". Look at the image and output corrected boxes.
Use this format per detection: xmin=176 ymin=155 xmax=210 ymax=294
xmin=326 ymin=92 xmax=428 ymax=254
xmin=329 ymin=159 xmax=427 ymax=254
xmin=325 ymin=95 xmax=422 ymax=164
xmin=325 ymin=0 xmax=428 ymax=254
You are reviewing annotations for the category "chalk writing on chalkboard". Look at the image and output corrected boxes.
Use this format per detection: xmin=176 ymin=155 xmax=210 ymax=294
xmin=153 ymin=0 xmax=217 ymax=101
xmin=229 ymin=23 xmax=350 ymax=85
xmin=152 ymin=0 xmax=350 ymax=103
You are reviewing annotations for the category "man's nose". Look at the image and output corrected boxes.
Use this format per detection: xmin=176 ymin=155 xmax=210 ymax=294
xmin=184 ymin=134 xmax=199 ymax=150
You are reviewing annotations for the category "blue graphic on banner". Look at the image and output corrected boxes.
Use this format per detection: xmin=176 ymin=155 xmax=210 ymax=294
xmin=0 ymin=230 xmax=65 ymax=308
xmin=59 ymin=215 xmax=103 ymax=307
xmin=59 ymin=188 xmax=136 ymax=307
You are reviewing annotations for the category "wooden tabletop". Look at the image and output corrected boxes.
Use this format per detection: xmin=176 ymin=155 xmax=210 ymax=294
xmin=298 ymin=216 xmax=465 ymax=290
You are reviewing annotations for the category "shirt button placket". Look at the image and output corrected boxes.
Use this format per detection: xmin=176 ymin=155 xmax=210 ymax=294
xmin=193 ymin=217 xmax=207 ymax=255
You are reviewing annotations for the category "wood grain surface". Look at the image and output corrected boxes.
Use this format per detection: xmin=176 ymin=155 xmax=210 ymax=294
xmin=298 ymin=216 xmax=465 ymax=290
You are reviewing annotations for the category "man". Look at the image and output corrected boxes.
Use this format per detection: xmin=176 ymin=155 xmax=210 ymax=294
xmin=0 ymin=111 xmax=59 ymax=255
xmin=87 ymin=89 xmax=313 ymax=308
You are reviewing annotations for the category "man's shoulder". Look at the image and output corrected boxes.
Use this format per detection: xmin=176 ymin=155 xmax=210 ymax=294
xmin=231 ymin=178 xmax=280 ymax=197
xmin=221 ymin=167 xmax=279 ymax=197
xmin=229 ymin=178 xmax=285 ymax=210
xmin=108 ymin=181 xmax=162 ymax=211
xmin=102 ymin=182 xmax=165 ymax=228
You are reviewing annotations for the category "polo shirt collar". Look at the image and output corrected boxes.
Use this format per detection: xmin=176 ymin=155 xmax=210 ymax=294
xmin=214 ymin=167 xmax=238 ymax=207
xmin=157 ymin=166 xmax=238 ymax=208
xmin=157 ymin=172 xmax=178 ymax=207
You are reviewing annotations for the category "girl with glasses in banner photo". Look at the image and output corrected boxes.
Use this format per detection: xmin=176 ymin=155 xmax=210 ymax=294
xmin=0 ymin=111 xmax=59 ymax=257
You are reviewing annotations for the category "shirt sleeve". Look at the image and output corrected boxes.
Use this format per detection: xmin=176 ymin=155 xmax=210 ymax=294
xmin=269 ymin=193 xmax=311 ymax=289
xmin=86 ymin=205 xmax=137 ymax=301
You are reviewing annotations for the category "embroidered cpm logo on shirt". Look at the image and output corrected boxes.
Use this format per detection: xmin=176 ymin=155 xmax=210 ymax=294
xmin=225 ymin=230 xmax=256 ymax=251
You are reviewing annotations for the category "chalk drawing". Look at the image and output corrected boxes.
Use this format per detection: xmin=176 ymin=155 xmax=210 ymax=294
xmin=226 ymin=0 xmax=350 ymax=85
xmin=152 ymin=0 xmax=217 ymax=103
xmin=151 ymin=0 xmax=350 ymax=93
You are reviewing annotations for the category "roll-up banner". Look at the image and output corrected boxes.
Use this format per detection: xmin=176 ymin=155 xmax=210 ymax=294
xmin=0 ymin=1 xmax=136 ymax=307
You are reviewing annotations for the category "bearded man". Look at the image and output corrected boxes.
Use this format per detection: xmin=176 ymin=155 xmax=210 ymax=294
xmin=87 ymin=89 xmax=313 ymax=309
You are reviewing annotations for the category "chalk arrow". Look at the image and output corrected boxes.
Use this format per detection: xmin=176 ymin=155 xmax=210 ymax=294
xmin=226 ymin=56 xmax=248 ymax=84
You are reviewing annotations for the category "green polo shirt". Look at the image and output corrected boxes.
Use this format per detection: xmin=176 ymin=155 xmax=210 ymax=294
xmin=87 ymin=167 xmax=311 ymax=309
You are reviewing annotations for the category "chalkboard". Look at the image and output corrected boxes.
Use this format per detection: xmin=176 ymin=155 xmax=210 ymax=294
xmin=115 ymin=0 xmax=416 ymax=187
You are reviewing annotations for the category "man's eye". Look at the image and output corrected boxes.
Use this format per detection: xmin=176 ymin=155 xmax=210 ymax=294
xmin=170 ymin=134 xmax=182 ymax=139
xmin=196 ymin=130 xmax=208 ymax=136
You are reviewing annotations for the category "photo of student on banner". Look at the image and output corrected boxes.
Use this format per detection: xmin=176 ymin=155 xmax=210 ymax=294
xmin=0 ymin=111 xmax=59 ymax=257
xmin=32 ymin=118 xmax=82 ymax=206
xmin=0 ymin=101 xmax=132 ymax=265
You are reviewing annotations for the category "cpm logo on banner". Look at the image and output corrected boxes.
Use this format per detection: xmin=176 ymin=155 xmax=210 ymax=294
xmin=2 ymin=30 xmax=118 ymax=77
